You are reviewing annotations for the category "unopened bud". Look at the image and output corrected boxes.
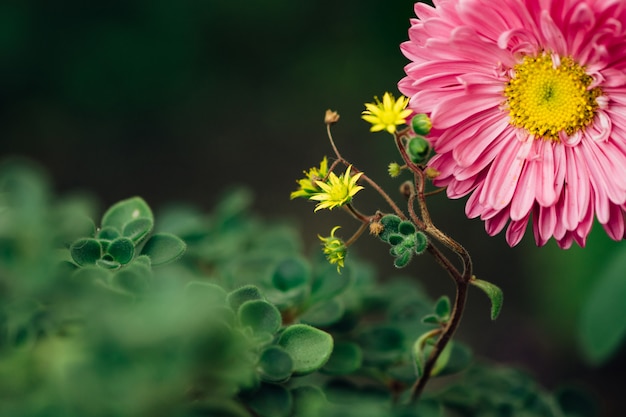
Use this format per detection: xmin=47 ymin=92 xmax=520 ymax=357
xmin=407 ymin=137 xmax=431 ymax=164
xmin=411 ymin=114 xmax=432 ymax=136
xmin=387 ymin=162 xmax=402 ymax=178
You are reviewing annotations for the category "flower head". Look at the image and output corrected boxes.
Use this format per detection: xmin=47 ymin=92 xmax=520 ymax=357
xmin=310 ymin=165 xmax=364 ymax=211
xmin=399 ymin=0 xmax=626 ymax=248
xmin=318 ymin=226 xmax=347 ymax=273
xmin=362 ymin=92 xmax=413 ymax=134
xmin=290 ymin=157 xmax=330 ymax=200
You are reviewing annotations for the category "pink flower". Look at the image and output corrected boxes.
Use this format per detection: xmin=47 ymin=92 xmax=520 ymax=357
xmin=398 ymin=0 xmax=626 ymax=248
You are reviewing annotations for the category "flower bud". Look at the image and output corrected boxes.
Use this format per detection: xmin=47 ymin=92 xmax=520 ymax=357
xmin=407 ymin=136 xmax=431 ymax=164
xmin=387 ymin=162 xmax=402 ymax=178
xmin=411 ymin=114 xmax=432 ymax=136
xmin=325 ymin=109 xmax=340 ymax=124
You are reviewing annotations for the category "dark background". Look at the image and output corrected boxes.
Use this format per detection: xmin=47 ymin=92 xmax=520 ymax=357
xmin=1 ymin=1 xmax=624 ymax=415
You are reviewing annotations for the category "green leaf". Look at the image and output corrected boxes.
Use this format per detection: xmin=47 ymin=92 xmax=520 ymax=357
xmin=107 ymin=237 xmax=135 ymax=265
xmin=96 ymin=258 xmax=121 ymax=270
xmin=291 ymin=386 xmax=326 ymax=417
xmin=227 ymin=285 xmax=264 ymax=311
xmin=243 ymin=383 xmax=292 ymax=417
xmin=435 ymin=296 xmax=451 ymax=322
xmin=238 ymin=300 xmax=282 ymax=335
xmin=300 ymin=299 xmax=344 ymax=327
xmin=111 ymin=263 xmax=151 ymax=294
xmin=271 ymin=257 xmax=311 ymax=292
xmin=437 ymin=342 xmax=472 ymax=377
xmin=322 ymin=341 xmax=363 ymax=375
xmin=358 ymin=325 xmax=405 ymax=365
xmin=184 ymin=281 xmax=227 ymax=307
xmin=414 ymin=231 xmax=428 ymax=254
xmin=579 ymin=245 xmax=626 ymax=365
xmin=101 ymin=196 xmax=154 ymax=231
xmin=378 ymin=214 xmax=402 ymax=242
xmin=470 ymin=277 xmax=503 ymax=320
xmin=141 ymin=233 xmax=186 ymax=266
xmin=421 ymin=314 xmax=440 ymax=325
xmin=278 ymin=324 xmax=333 ymax=375
xmin=393 ymin=250 xmax=413 ymax=268
xmin=122 ymin=217 xmax=153 ymax=243
xmin=70 ymin=238 xmax=102 ymax=266
xmin=258 ymin=346 xmax=293 ymax=383
xmin=97 ymin=226 xmax=120 ymax=241
xmin=398 ymin=220 xmax=416 ymax=236
xmin=388 ymin=233 xmax=404 ymax=246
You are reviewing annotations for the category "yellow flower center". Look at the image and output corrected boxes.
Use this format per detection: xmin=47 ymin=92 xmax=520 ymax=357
xmin=504 ymin=53 xmax=602 ymax=140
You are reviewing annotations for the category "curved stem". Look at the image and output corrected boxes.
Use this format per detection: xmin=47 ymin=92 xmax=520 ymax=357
xmin=409 ymin=280 xmax=469 ymax=403
xmin=345 ymin=221 xmax=369 ymax=247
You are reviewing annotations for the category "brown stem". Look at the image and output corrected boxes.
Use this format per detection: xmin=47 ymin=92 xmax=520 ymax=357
xmin=409 ymin=281 xmax=469 ymax=403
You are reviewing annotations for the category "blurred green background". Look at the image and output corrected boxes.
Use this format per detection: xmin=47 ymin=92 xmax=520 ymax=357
xmin=1 ymin=1 xmax=624 ymax=415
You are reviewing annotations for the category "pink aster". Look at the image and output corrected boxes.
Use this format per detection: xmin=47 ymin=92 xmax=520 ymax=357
xmin=398 ymin=0 xmax=626 ymax=248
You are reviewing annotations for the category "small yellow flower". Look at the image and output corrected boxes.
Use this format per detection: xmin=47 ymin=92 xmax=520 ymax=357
xmin=290 ymin=157 xmax=330 ymax=200
xmin=318 ymin=226 xmax=347 ymax=273
xmin=362 ymin=92 xmax=413 ymax=134
xmin=310 ymin=165 xmax=364 ymax=211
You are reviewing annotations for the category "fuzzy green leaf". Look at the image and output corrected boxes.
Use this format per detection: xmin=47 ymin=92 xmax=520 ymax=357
xmin=243 ymin=383 xmax=292 ymax=417
xmin=378 ymin=214 xmax=402 ymax=242
xmin=398 ymin=220 xmax=416 ymax=236
xmin=122 ymin=217 xmax=153 ymax=243
xmin=388 ymin=233 xmax=404 ymax=246
xmin=278 ymin=324 xmax=333 ymax=375
xmin=238 ymin=300 xmax=282 ymax=335
xmin=271 ymin=257 xmax=311 ymax=292
xmin=141 ymin=233 xmax=186 ymax=266
xmin=107 ymin=237 xmax=135 ymax=265
xmin=70 ymin=238 xmax=102 ymax=266
xmin=393 ymin=250 xmax=413 ymax=268
xmin=258 ymin=346 xmax=293 ymax=383
xmin=101 ymin=196 xmax=153 ymax=231
xmin=470 ymin=277 xmax=504 ymax=320
xmin=300 ymin=299 xmax=344 ymax=327
xmin=322 ymin=341 xmax=363 ymax=375
xmin=227 ymin=285 xmax=263 ymax=311
xmin=97 ymin=226 xmax=120 ymax=241
xmin=414 ymin=231 xmax=428 ymax=254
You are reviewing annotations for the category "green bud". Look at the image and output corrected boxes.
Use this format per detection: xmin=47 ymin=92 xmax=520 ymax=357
xmin=411 ymin=113 xmax=432 ymax=136
xmin=387 ymin=162 xmax=402 ymax=178
xmin=407 ymin=137 xmax=431 ymax=164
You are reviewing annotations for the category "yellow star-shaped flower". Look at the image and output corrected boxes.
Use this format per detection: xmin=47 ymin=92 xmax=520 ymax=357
xmin=318 ymin=226 xmax=347 ymax=273
xmin=290 ymin=157 xmax=329 ymax=200
xmin=362 ymin=92 xmax=413 ymax=134
xmin=309 ymin=165 xmax=364 ymax=212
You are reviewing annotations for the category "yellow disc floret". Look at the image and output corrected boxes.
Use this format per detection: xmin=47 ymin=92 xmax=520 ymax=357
xmin=504 ymin=53 xmax=602 ymax=140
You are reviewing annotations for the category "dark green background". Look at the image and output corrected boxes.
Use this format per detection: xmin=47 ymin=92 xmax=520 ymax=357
xmin=1 ymin=1 xmax=623 ymax=415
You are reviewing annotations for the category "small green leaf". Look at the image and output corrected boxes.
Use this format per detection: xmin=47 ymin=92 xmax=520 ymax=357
xmin=238 ymin=300 xmax=282 ymax=335
xmin=101 ymin=196 xmax=154 ymax=231
xmin=579 ymin=245 xmax=626 ymax=365
xmin=393 ymin=250 xmax=413 ymax=268
xmin=258 ymin=346 xmax=293 ymax=383
xmin=421 ymin=314 xmax=440 ymax=325
xmin=227 ymin=285 xmax=263 ymax=311
xmin=358 ymin=325 xmax=405 ymax=365
xmin=107 ymin=237 xmax=135 ymax=265
xmin=378 ymin=214 xmax=402 ymax=242
xmin=243 ymin=383 xmax=292 ymax=417
xmin=97 ymin=226 xmax=120 ymax=241
xmin=388 ymin=233 xmax=404 ymax=246
xmin=96 ymin=258 xmax=121 ymax=270
xmin=122 ymin=217 xmax=153 ymax=243
xmin=278 ymin=324 xmax=333 ymax=375
xmin=300 ymin=299 xmax=344 ymax=327
xmin=435 ymin=296 xmax=451 ymax=321
xmin=398 ymin=220 xmax=416 ymax=236
xmin=70 ymin=238 xmax=102 ymax=266
xmin=470 ymin=277 xmax=503 ymax=320
xmin=414 ymin=231 xmax=428 ymax=254
xmin=184 ymin=281 xmax=227 ymax=307
xmin=271 ymin=257 xmax=311 ymax=292
xmin=322 ymin=341 xmax=363 ymax=375
xmin=291 ymin=386 xmax=326 ymax=417
xmin=141 ymin=233 xmax=186 ymax=266
xmin=111 ymin=264 xmax=151 ymax=294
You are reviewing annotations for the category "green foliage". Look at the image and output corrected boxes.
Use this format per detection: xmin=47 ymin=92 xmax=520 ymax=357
xmin=579 ymin=243 xmax=626 ymax=365
xmin=470 ymin=277 xmax=504 ymax=320
xmin=377 ymin=215 xmax=427 ymax=268
xmin=0 ymin=160 xmax=585 ymax=417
